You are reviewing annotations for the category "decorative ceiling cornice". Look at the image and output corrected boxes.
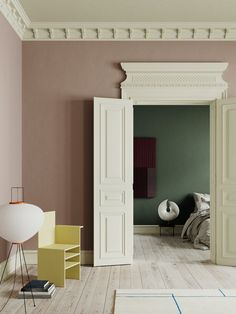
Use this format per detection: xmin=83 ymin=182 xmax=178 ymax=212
xmin=23 ymin=22 xmax=236 ymax=41
xmin=0 ymin=0 xmax=29 ymax=39
xmin=1 ymin=1 xmax=236 ymax=41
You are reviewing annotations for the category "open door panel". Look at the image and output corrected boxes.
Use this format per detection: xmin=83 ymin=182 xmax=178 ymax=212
xmin=93 ymin=97 xmax=133 ymax=266
xmin=216 ymin=98 xmax=236 ymax=266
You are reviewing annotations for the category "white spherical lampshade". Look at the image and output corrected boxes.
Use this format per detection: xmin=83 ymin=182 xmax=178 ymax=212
xmin=0 ymin=203 xmax=44 ymax=243
xmin=158 ymin=199 xmax=179 ymax=222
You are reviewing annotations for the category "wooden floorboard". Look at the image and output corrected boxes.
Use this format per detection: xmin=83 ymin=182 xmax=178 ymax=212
xmin=103 ymin=266 xmax=120 ymax=314
xmin=1 ymin=235 xmax=236 ymax=313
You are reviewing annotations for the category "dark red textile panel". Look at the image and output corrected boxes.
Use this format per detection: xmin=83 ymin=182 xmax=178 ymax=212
xmin=134 ymin=138 xmax=156 ymax=198
xmin=134 ymin=138 xmax=156 ymax=168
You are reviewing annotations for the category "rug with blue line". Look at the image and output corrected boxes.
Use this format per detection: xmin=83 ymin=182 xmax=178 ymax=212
xmin=114 ymin=289 xmax=236 ymax=314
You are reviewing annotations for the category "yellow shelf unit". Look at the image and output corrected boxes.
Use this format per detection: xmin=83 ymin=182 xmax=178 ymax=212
xmin=37 ymin=211 xmax=83 ymax=287
xmin=65 ymin=261 xmax=80 ymax=270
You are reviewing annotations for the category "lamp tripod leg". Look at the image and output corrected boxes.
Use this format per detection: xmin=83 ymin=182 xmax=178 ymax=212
xmin=0 ymin=244 xmax=19 ymax=312
xmin=19 ymin=244 xmax=27 ymax=314
xmin=20 ymin=244 xmax=36 ymax=307
xmin=0 ymin=243 xmax=13 ymax=285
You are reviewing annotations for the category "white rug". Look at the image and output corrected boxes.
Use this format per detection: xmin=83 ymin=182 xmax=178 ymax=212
xmin=114 ymin=289 xmax=236 ymax=314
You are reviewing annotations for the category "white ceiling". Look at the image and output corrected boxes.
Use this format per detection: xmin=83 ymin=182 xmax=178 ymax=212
xmin=19 ymin=0 xmax=236 ymax=23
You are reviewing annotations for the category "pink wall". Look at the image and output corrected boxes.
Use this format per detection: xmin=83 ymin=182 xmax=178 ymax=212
xmin=0 ymin=13 xmax=22 ymax=261
xmin=22 ymin=41 xmax=236 ymax=250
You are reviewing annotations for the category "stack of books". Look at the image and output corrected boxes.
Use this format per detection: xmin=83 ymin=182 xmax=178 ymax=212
xmin=18 ymin=280 xmax=56 ymax=299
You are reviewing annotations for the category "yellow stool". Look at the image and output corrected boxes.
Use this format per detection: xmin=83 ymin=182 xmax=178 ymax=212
xmin=37 ymin=211 xmax=83 ymax=287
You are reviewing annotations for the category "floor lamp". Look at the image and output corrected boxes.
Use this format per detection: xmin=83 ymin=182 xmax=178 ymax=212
xmin=0 ymin=187 xmax=44 ymax=313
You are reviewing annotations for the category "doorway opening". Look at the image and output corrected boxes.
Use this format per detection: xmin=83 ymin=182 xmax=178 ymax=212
xmin=133 ymin=104 xmax=210 ymax=261
xmin=93 ymin=62 xmax=230 ymax=267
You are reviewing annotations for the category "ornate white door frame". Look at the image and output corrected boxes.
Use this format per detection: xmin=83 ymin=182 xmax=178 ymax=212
xmin=121 ymin=62 xmax=228 ymax=104
xmin=120 ymin=62 xmax=229 ymax=264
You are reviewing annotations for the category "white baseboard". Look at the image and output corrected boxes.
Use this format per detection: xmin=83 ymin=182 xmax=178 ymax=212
xmin=24 ymin=250 xmax=37 ymax=265
xmin=80 ymin=250 xmax=93 ymax=265
xmin=0 ymin=249 xmax=93 ymax=281
xmin=24 ymin=250 xmax=93 ymax=266
xmin=23 ymin=226 xmax=182 ymax=267
xmin=134 ymin=225 xmax=159 ymax=234
xmin=0 ymin=253 xmax=21 ymax=281
xmin=134 ymin=224 xmax=183 ymax=236
xmin=1 ymin=227 xmax=182 ymax=277
xmin=0 ymin=249 xmax=93 ymax=283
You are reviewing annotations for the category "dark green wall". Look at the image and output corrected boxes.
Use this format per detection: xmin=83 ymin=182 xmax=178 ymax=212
xmin=134 ymin=105 xmax=209 ymax=225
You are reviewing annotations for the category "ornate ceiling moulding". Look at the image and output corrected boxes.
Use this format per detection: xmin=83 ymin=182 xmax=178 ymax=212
xmin=1 ymin=2 xmax=236 ymax=41
xmin=120 ymin=62 xmax=229 ymax=104
xmin=24 ymin=23 xmax=236 ymax=41
xmin=0 ymin=0 xmax=30 ymax=39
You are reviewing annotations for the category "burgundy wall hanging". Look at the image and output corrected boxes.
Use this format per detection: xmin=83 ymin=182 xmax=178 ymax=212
xmin=134 ymin=137 xmax=156 ymax=198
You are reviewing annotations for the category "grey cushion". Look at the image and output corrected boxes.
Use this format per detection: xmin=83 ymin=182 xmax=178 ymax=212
xmin=193 ymin=192 xmax=210 ymax=212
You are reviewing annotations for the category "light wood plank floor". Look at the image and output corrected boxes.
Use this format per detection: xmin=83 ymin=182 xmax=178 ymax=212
xmin=1 ymin=234 xmax=236 ymax=314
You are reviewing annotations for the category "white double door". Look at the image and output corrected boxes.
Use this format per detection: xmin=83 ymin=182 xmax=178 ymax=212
xmin=94 ymin=97 xmax=236 ymax=267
